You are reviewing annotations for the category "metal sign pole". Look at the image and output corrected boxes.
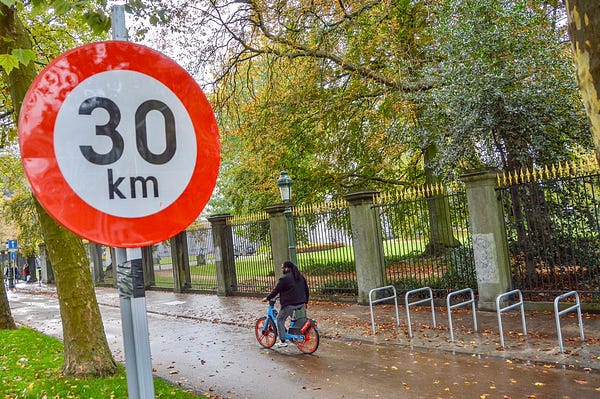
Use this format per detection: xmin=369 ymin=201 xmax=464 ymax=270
xmin=112 ymin=6 xmax=155 ymax=399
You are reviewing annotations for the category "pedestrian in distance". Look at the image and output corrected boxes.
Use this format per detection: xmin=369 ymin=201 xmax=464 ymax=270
xmin=263 ymin=261 xmax=309 ymax=348
xmin=23 ymin=263 xmax=30 ymax=283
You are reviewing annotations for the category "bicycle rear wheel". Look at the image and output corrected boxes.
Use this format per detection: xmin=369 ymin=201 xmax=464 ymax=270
xmin=295 ymin=326 xmax=319 ymax=354
xmin=255 ymin=316 xmax=277 ymax=348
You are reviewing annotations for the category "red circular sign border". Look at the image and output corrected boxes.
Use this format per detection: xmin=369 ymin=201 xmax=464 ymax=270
xmin=18 ymin=41 xmax=220 ymax=248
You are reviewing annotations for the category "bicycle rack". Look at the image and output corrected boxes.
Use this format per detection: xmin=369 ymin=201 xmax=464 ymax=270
xmin=405 ymin=287 xmax=436 ymax=338
xmin=554 ymin=291 xmax=585 ymax=353
xmin=496 ymin=289 xmax=527 ymax=348
xmin=368 ymin=285 xmax=400 ymax=334
xmin=446 ymin=288 xmax=478 ymax=343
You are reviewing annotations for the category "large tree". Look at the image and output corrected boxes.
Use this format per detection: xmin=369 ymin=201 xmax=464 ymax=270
xmin=0 ymin=1 xmax=116 ymax=376
xmin=127 ymin=0 xmax=435 ymax=210
xmin=564 ymin=1 xmax=600 ymax=165
xmin=431 ymin=0 xmax=589 ymax=173
xmin=132 ymin=0 xmax=590 ymax=202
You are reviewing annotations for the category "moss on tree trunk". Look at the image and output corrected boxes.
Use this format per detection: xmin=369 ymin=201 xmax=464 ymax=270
xmin=35 ymin=201 xmax=117 ymax=376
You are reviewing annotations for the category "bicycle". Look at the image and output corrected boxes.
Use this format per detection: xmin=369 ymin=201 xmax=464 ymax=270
xmin=255 ymin=299 xmax=320 ymax=354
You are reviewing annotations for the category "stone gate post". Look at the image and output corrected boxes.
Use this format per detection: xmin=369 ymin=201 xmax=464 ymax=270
xmin=208 ymin=214 xmax=237 ymax=296
xmin=141 ymin=246 xmax=155 ymax=288
xmin=170 ymin=230 xmax=191 ymax=293
xmin=265 ymin=204 xmax=289 ymax=279
xmin=87 ymin=242 xmax=104 ymax=284
xmin=461 ymin=169 xmax=512 ymax=311
xmin=344 ymin=191 xmax=386 ymax=305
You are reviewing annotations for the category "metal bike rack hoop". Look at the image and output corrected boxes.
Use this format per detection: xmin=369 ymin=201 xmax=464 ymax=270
xmin=554 ymin=290 xmax=585 ymax=353
xmin=446 ymin=288 xmax=478 ymax=343
xmin=405 ymin=287 xmax=436 ymax=338
xmin=368 ymin=285 xmax=400 ymax=334
xmin=496 ymin=289 xmax=527 ymax=348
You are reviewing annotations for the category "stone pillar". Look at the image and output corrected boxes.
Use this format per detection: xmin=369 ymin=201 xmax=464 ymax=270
xmin=265 ymin=204 xmax=289 ymax=279
xmin=141 ymin=246 xmax=155 ymax=288
xmin=344 ymin=191 xmax=386 ymax=305
xmin=461 ymin=169 xmax=512 ymax=311
xmin=87 ymin=243 xmax=104 ymax=284
xmin=208 ymin=214 xmax=237 ymax=296
xmin=38 ymin=244 xmax=54 ymax=284
xmin=170 ymin=231 xmax=191 ymax=293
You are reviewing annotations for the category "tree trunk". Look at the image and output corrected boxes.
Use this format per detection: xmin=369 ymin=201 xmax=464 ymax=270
xmin=564 ymin=1 xmax=600 ymax=166
xmin=0 ymin=276 xmax=17 ymax=329
xmin=423 ymin=144 xmax=461 ymax=255
xmin=34 ymin=200 xmax=117 ymax=376
xmin=1 ymin=4 xmax=117 ymax=376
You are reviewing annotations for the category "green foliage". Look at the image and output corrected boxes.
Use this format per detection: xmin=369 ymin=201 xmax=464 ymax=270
xmin=428 ymin=0 xmax=591 ymax=175
xmin=0 ymin=327 xmax=205 ymax=398
xmin=0 ymin=53 xmax=19 ymax=75
xmin=0 ymin=155 xmax=42 ymax=256
xmin=0 ymin=48 xmax=35 ymax=74
xmin=83 ymin=9 xmax=111 ymax=35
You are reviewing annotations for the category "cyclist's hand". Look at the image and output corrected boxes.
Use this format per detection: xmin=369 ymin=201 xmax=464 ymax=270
xmin=262 ymin=297 xmax=268 ymax=302
xmin=305 ymin=303 xmax=309 ymax=309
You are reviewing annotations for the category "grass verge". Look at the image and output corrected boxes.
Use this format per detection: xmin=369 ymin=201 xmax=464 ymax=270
xmin=0 ymin=327 xmax=206 ymax=398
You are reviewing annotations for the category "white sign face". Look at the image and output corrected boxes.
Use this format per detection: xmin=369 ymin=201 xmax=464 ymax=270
xmin=54 ymin=70 xmax=197 ymax=218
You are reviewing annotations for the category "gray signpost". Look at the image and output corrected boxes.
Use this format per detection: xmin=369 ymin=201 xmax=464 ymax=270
xmin=111 ymin=6 xmax=155 ymax=398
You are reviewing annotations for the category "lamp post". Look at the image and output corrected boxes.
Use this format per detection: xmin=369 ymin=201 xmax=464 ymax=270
xmin=277 ymin=171 xmax=297 ymax=265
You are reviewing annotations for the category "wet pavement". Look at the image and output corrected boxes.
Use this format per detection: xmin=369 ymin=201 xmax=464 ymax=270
xmin=6 ymin=282 xmax=600 ymax=398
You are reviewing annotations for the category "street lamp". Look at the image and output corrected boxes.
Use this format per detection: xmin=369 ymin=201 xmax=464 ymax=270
xmin=277 ymin=171 xmax=297 ymax=265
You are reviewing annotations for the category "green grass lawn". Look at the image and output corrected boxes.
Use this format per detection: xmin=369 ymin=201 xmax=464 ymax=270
xmin=0 ymin=327 xmax=206 ymax=399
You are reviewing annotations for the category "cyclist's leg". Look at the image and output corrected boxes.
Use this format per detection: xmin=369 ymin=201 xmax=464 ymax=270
xmin=276 ymin=305 xmax=295 ymax=343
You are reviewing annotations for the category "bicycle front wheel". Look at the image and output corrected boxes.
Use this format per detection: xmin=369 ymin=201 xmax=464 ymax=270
xmin=295 ymin=326 xmax=319 ymax=354
xmin=255 ymin=316 xmax=277 ymax=348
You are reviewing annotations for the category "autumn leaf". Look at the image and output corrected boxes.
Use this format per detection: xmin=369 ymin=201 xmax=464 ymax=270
xmin=0 ymin=54 xmax=19 ymax=75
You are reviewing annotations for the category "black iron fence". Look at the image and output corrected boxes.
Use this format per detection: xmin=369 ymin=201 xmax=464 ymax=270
xmin=186 ymin=224 xmax=217 ymax=292
xmin=498 ymin=160 xmax=600 ymax=301
xmin=151 ymin=240 xmax=174 ymax=290
xmin=87 ymin=159 xmax=600 ymax=304
xmin=374 ymin=185 xmax=476 ymax=298
xmin=229 ymin=213 xmax=275 ymax=293
xmin=294 ymin=201 xmax=356 ymax=296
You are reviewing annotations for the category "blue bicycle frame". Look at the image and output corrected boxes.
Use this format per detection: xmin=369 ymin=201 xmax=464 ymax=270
xmin=255 ymin=299 xmax=320 ymax=354
xmin=263 ymin=300 xmax=307 ymax=342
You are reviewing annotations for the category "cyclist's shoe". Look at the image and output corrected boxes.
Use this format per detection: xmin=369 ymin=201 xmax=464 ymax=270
xmin=275 ymin=341 xmax=288 ymax=348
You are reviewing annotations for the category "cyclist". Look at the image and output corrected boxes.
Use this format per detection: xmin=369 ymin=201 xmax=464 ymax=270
xmin=263 ymin=261 xmax=309 ymax=347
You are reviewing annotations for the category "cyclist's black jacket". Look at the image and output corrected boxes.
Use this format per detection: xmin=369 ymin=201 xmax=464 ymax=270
xmin=266 ymin=272 xmax=309 ymax=307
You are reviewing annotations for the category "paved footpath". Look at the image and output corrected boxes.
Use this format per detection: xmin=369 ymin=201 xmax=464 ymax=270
xmin=7 ymin=283 xmax=600 ymax=398
xmin=10 ymin=283 xmax=600 ymax=370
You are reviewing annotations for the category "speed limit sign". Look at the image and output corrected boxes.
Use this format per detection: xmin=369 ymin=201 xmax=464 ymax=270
xmin=18 ymin=41 xmax=220 ymax=247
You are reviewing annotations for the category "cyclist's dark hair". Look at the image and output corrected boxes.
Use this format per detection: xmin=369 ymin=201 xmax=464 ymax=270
xmin=283 ymin=261 xmax=302 ymax=282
